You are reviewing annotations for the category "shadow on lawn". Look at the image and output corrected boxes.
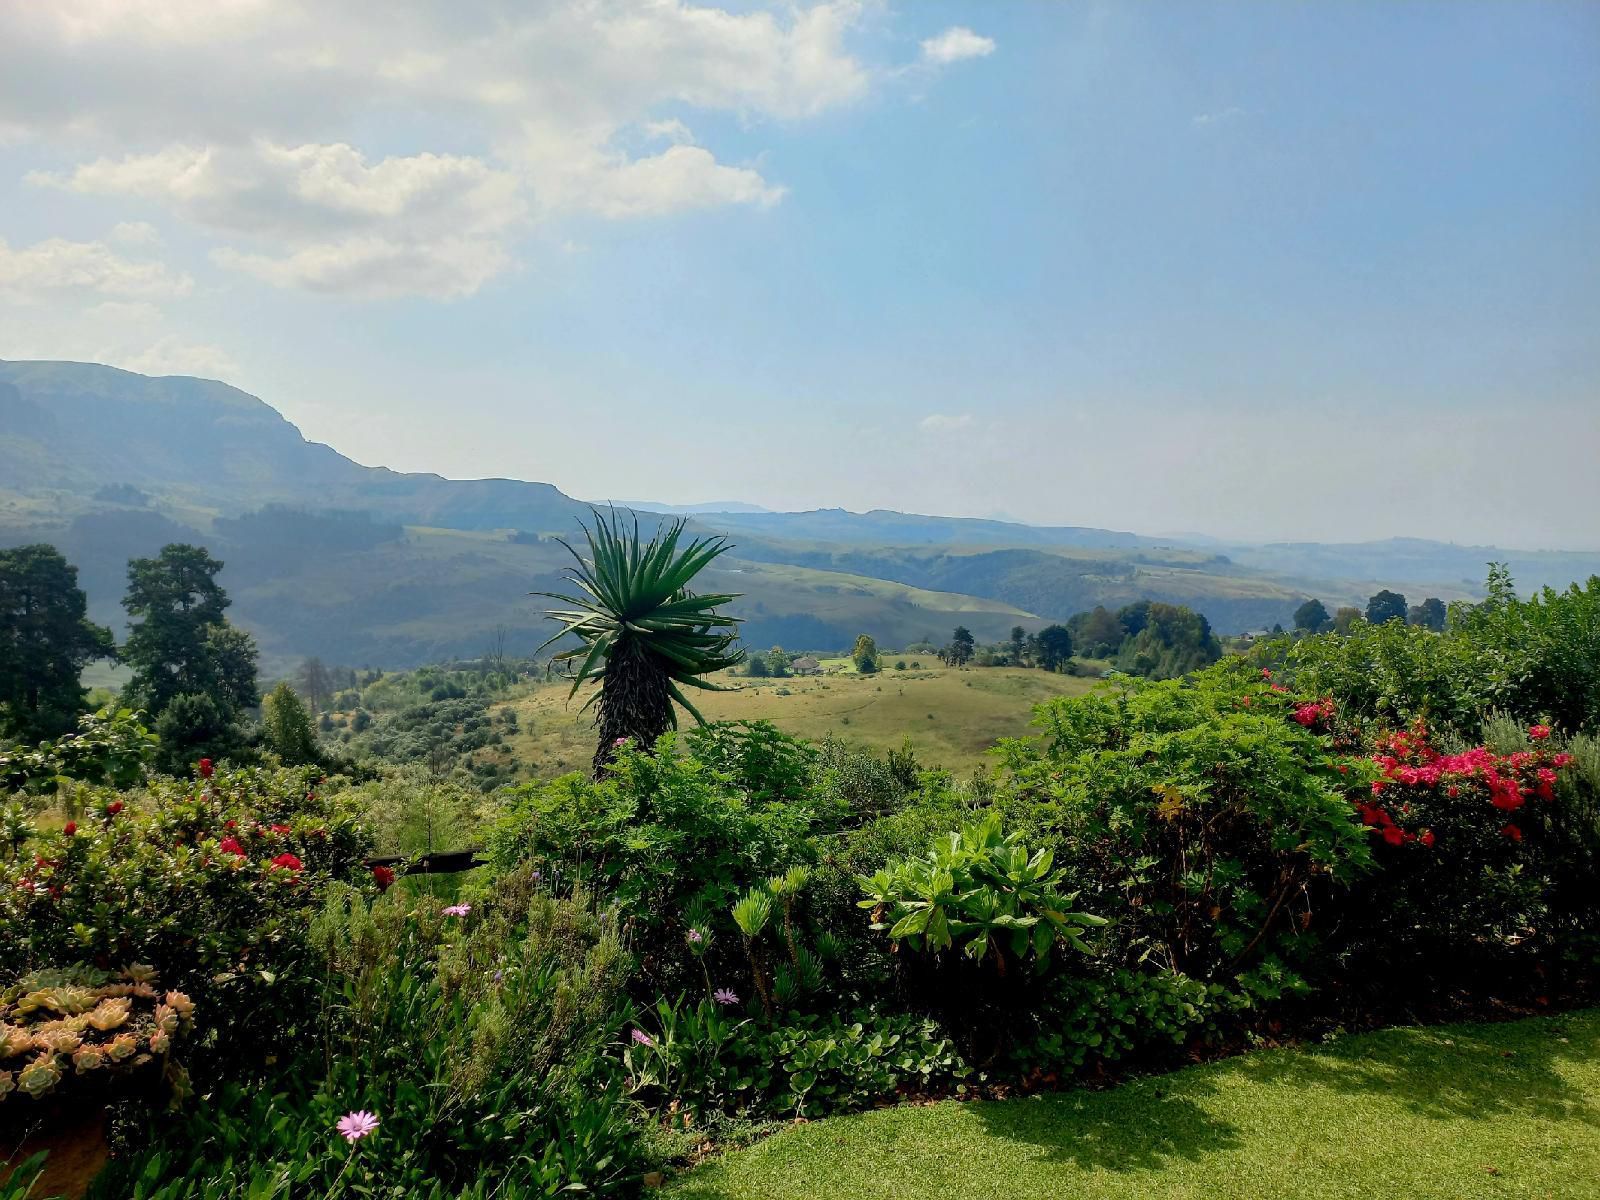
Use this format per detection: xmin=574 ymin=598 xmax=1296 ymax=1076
xmin=971 ymin=1012 xmax=1600 ymax=1173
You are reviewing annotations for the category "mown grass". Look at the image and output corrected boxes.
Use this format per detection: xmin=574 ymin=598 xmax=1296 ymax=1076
xmin=496 ymin=664 xmax=1095 ymax=778
xmin=667 ymin=1010 xmax=1600 ymax=1200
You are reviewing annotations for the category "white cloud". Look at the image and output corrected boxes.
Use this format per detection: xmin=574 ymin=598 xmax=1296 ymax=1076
xmin=120 ymin=335 xmax=240 ymax=379
xmin=212 ymin=236 xmax=511 ymax=300
xmin=920 ymin=27 xmax=995 ymax=66
xmin=1192 ymin=107 xmax=1246 ymax=127
xmin=109 ymin=220 xmax=162 ymax=247
xmin=918 ymin=412 xmax=974 ymax=434
xmin=0 ymin=234 xmax=192 ymax=299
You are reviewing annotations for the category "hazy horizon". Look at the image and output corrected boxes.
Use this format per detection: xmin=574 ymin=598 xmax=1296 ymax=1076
xmin=2 ymin=3 xmax=1596 ymax=546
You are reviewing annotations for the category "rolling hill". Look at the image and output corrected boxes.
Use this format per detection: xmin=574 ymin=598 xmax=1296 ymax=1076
xmin=4 ymin=359 xmax=1597 ymax=672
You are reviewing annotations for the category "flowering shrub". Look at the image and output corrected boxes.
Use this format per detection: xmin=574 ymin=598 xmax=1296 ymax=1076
xmin=0 ymin=964 xmax=194 ymax=1103
xmin=1335 ymin=717 xmax=1584 ymax=983
xmin=995 ymin=665 xmax=1374 ymax=991
xmin=0 ymin=706 xmax=157 ymax=796
xmin=0 ymin=764 xmax=370 ymax=1048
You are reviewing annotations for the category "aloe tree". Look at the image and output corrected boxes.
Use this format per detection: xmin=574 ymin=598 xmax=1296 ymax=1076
xmin=534 ymin=511 xmax=744 ymax=774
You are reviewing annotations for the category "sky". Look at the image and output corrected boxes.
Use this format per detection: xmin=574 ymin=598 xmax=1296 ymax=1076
xmin=1 ymin=1 xmax=1597 ymax=548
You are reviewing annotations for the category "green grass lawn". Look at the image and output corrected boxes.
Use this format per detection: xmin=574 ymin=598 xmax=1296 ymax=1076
xmin=667 ymin=1010 xmax=1600 ymax=1200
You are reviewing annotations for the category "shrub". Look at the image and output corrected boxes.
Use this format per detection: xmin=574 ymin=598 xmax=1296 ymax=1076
xmin=0 ymin=764 xmax=370 ymax=1049
xmin=94 ymin=868 xmax=642 ymax=1198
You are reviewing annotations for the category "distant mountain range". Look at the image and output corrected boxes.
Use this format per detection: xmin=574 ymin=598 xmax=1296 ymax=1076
xmin=4 ymin=360 xmax=1597 ymax=673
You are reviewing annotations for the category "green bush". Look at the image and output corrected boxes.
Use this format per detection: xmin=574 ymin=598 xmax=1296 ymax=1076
xmin=94 ymin=867 xmax=642 ymax=1198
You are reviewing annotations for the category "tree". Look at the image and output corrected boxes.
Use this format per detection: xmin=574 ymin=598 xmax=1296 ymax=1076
xmin=298 ymin=656 xmax=333 ymax=712
xmin=262 ymin=682 xmax=320 ymax=765
xmin=1408 ymin=598 xmax=1447 ymax=632
xmin=947 ymin=626 xmax=976 ymax=668
xmin=1293 ymin=598 xmax=1331 ymax=633
xmin=535 ymin=512 xmax=744 ymax=775
xmin=1365 ymin=589 xmax=1409 ymax=626
xmin=1332 ymin=606 xmax=1363 ymax=635
xmin=0 ymin=545 xmax=116 ymax=742
xmin=765 ymin=646 xmax=789 ymax=677
xmin=1008 ymin=625 xmax=1029 ymax=667
xmin=121 ymin=544 xmax=259 ymax=768
xmin=852 ymin=634 xmax=880 ymax=674
xmin=1068 ymin=606 xmax=1125 ymax=659
xmin=1033 ymin=624 xmax=1074 ymax=672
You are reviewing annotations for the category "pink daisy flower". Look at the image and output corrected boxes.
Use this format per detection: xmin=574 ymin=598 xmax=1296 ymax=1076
xmin=336 ymin=1111 xmax=379 ymax=1142
xmin=713 ymin=988 xmax=739 ymax=1006
xmin=441 ymin=903 xmax=471 ymax=917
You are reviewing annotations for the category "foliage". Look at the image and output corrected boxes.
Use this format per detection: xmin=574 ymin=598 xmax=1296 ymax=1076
xmin=859 ymin=812 xmax=1104 ymax=973
xmin=1 ymin=706 xmax=157 ymax=795
xmin=0 ymin=544 xmax=116 ymax=742
xmin=1 ymin=963 xmax=194 ymax=1104
xmin=260 ymin=682 xmax=320 ymax=766
xmin=629 ymin=997 xmax=967 ymax=1120
xmin=1364 ymin=589 xmax=1408 ymax=626
xmin=996 ymin=664 xmax=1373 ymax=987
xmin=535 ymin=511 xmax=745 ymax=774
xmin=121 ymin=544 xmax=259 ymax=771
xmin=851 ymin=634 xmax=879 ymax=675
xmin=489 ymin=735 xmax=823 ymax=988
xmin=0 ymin=764 xmax=369 ymax=1048
xmin=1293 ymin=597 xmax=1330 ymax=633
xmin=1032 ymin=624 xmax=1073 ymax=671
xmin=94 ymin=869 xmax=642 ymax=1198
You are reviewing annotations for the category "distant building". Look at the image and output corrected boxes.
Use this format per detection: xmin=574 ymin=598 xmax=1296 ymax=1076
xmin=790 ymin=656 xmax=822 ymax=675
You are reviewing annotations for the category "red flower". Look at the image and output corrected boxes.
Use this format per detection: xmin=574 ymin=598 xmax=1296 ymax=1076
xmin=269 ymin=852 xmax=303 ymax=872
xmin=1499 ymin=824 xmax=1522 ymax=842
xmin=62 ymin=822 xmax=76 ymax=836
xmin=225 ymin=820 xmax=237 ymax=830
xmin=1420 ymin=829 xmax=1436 ymax=848
xmin=1261 ymin=668 xmax=1273 ymax=679
xmin=270 ymin=824 xmax=292 ymax=835
xmin=1553 ymin=753 xmax=1573 ymax=768
xmin=219 ymin=836 xmax=245 ymax=856
xmin=1528 ymin=724 xmax=1551 ymax=741
xmin=106 ymin=800 xmax=124 ymax=816
xmin=198 ymin=758 xmax=215 ymax=778
xmin=1381 ymin=825 xmax=1406 ymax=846
xmin=372 ymin=865 xmax=395 ymax=891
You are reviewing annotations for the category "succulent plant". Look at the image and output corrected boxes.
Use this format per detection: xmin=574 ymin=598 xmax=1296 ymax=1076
xmin=1 ymin=964 xmax=195 ymax=1103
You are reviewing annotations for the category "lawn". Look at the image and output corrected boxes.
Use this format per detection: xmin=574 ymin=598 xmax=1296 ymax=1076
xmin=496 ymin=663 xmax=1096 ymax=778
xmin=667 ymin=1010 xmax=1600 ymax=1200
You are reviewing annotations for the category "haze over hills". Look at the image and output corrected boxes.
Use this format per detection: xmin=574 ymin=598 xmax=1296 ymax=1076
xmin=4 ymin=360 xmax=1598 ymax=672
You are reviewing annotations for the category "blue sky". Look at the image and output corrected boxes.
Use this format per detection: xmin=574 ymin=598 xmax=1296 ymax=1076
xmin=2 ymin=2 xmax=1596 ymax=546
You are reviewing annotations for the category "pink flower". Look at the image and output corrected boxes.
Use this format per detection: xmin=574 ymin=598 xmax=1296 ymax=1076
xmin=1528 ymin=724 xmax=1552 ymax=741
xmin=1261 ymin=669 xmax=1273 ymax=680
xmin=686 ymin=929 xmax=703 ymax=944
xmin=630 ymin=1029 xmax=654 ymax=1046
xmin=713 ymin=988 xmax=739 ymax=1006
xmin=336 ymin=1111 xmax=379 ymax=1142
xmin=442 ymin=903 xmax=471 ymax=917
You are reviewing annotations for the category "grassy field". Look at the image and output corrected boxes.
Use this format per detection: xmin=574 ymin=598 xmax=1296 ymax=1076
xmin=668 ymin=1009 xmax=1600 ymax=1200
xmin=495 ymin=664 xmax=1096 ymax=779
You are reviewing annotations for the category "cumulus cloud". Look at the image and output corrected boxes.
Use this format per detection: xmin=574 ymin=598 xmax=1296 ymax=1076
xmin=918 ymin=412 xmax=974 ymax=434
xmin=920 ymin=27 xmax=995 ymax=66
xmin=0 ymin=234 xmax=192 ymax=299
xmin=109 ymin=220 xmax=162 ymax=247
xmin=0 ymin=1 xmax=888 ymax=298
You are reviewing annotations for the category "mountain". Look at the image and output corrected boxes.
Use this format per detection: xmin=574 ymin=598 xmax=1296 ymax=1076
xmin=619 ymin=500 xmax=773 ymax=515
xmin=4 ymin=360 xmax=1597 ymax=672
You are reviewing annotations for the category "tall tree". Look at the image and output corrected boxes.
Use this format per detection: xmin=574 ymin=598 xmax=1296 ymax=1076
xmin=298 ymin=656 xmax=333 ymax=712
xmin=121 ymin=545 xmax=259 ymax=771
xmin=1008 ymin=625 xmax=1029 ymax=666
xmin=1033 ymin=624 xmax=1074 ymax=672
xmin=1332 ymin=606 xmax=1363 ymax=635
xmin=852 ymin=634 xmax=880 ymax=674
xmin=765 ymin=646 xmax=789 ymax=677
xmin=1293 ymin=598 xmax=1331 ymax=633
xmin=948 ymin=626 xmax=976 ymax=668
xmin=535 ymin=512 xmax=744 ymax=775
xmin=0 ymin=545 xmax=116 ymax=741
xmin=1365 ymin=589 xmax=1409 ymax=626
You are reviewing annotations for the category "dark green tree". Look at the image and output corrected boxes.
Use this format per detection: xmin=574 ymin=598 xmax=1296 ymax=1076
xmin=121 ymin=545 xmax=259 ymax=768
xmin=1008 ymin=625 xmax=1029 ymax=666
xmin=1293 ymin=598 xmax=1331 ymax=633
xmin=1033 ymin=624 xmax=1074 ymax=672
xmin=0 ymin=545 xmax=116 ymax=742
xmin=765 ymin=646 xmax=789 ymax=678
xmin=1332 ymin=606 xmax=1363 ymax=635
xmin=1365 ymin=589 xmax=1409 ymax=626
xmin=745 ymin=653 xmax=770 ymax=678
xmin=948 ymin=626 xmax=976 ymax=667
xmin=1408 ymin=597 xmax=1447 ymax=632
xmin=535 ymin=512 xmax=744 ymax=775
